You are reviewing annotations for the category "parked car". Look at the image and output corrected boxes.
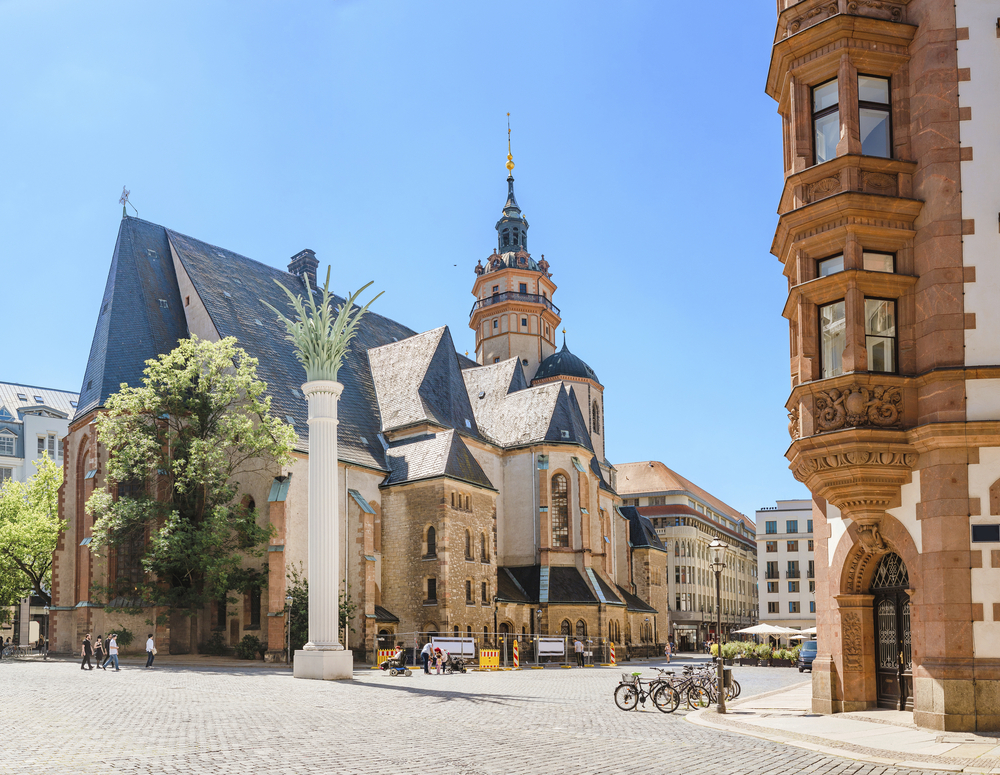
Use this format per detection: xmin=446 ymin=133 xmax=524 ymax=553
xmin=797 ymin=640 xmax=817 ymax=672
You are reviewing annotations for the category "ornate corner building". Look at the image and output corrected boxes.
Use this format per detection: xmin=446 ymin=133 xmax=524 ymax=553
xmin=766 ymin=0 xmax=1000 ymax=730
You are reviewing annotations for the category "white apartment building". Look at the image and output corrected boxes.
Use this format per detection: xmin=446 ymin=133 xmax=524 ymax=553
xmin=618 ymin=461 xmax=758 ymax=650
xmin=0 ymin=382 xmax=79 ymax=483
xmin=756 ymin=500 xmax=815 ymax=631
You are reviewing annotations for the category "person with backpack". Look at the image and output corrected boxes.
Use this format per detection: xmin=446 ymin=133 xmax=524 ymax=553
xmin=81 ymin=634 xmax=93 ymax=670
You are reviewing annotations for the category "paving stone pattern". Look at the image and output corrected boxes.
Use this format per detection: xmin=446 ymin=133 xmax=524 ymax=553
xmin=0 ymin=661 xmax=946 ymax=774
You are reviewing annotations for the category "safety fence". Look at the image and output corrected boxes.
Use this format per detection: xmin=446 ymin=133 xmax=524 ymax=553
xmin=370 ymin=633 xmax=661 ymax=669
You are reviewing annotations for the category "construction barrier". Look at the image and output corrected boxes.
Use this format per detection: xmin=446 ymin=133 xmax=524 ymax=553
xmin=609 ymin=642 xmax=616 ymax=666
xmin=479 ymin=649 xmax=500 ymax=670
xmin=376 ymin=649 xmax=395 ymax=667
xmin=513 ymin=640 xmax=519 ymax=668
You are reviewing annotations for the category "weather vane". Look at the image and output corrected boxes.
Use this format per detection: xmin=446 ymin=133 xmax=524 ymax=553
xmin=119 ymin=186 xmax=138 ymax=218
xmin=506 ymin=112 xmax=515 ymax=176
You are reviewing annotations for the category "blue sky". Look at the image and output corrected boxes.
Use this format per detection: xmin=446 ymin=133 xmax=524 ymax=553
xmin=0 ymin=1 xmax=809 ymax=517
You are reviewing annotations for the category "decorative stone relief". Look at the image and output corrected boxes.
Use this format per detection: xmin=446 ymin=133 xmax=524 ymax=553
xmin=792 ymin=448 xmax=916 ymax=482
xmin=842 ymin=610 xmax=863 ymax=672
xmin=815 ymin=385 xmax=903 ymax=432
xmin=806 ymin=175 xmax=842 ymax=203
xmin=788 ymin=405 xmax=801 ymax=440
xmin=846 ymin=0 xmax=903 ymax=22
xmin=861 ymin=170 xmax=899 ymax=196
xmin=787 ymin=3 xmax=838 ymax=35
xmin=855 ymin=523 xmax=887 ymax=554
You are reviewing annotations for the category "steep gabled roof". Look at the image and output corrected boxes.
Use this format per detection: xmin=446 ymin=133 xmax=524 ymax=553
xmin=382 ymin=430 xmax=494 ymax=490
xmin=616 ymin=584 xmax=657 ymax=613
xmin=77 ymin=218 xmax=188 ymax=417
xmin=368 ymin=327 xmax=480 ymax=437
xmin=619 ymin=506 xmax=667 ymax=552
xmin=462 ymin=358 xmax=527 ymax=439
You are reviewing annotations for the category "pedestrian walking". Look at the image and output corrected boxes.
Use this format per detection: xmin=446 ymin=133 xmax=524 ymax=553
xmin=574 ymin=638 xmax=584 ymax=667
xmin=664 ymin=640 xmax=672 ymax=664
xmin=103 ymin=633 xmax=120 ymax=671
xmin=420 ymin=640 xmax=433 ymax=674
xmin=94 ymin=634 xmax=104 ymax=667
xmin=81 ymin=634 xmax=94 ymax=670
xmin=145 ymin=634 xmax=156 ymax=668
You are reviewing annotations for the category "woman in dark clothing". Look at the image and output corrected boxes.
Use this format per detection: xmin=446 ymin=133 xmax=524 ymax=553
xmin=93 ymin=635 xmax=104 ymax=668
xmin=81 ymin=634 xmax=94 ymax=670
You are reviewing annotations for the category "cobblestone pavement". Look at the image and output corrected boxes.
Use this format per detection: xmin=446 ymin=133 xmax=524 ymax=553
xmin=0 ymin=659 xmax=946 ymax=775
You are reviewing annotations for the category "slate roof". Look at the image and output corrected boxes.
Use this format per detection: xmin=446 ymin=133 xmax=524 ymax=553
xmin=374 ymin=605 xmax=399 ymax=623
xmin=496 ymin=567 xmax=532 ymax=603
xmin=462 ymin=362 xmax=593 ymax=451
xmin=383 ymin=430 xmax=494 ymax=490
xmin=591 ymin=572 xmax=624 ymax=606
xmin=369 ymin=327 xmax=480 ymax=437
xmin=533 ymin=337 xmax=601 ymax=385
xmin=619 ymin=506 xmax=668 ymax=552
xmin=616 ymin=584 xmax=657 ymax=613
xmin=549 ymin=567 xmax=599 ymax=604
xmin=0 ymin=382 xmax=78 ymax=421
xmin=76 ymin=218 xmax=188 ymax=418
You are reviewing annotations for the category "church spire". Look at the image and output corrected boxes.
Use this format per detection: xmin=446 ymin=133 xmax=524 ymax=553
xmin=497 ymin=113 xmax=528 ymax=252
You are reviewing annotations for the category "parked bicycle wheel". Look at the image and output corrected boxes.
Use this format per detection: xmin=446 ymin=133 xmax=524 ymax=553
xmin=730 ymin=679 xmax=741 ymax=699
xmin=652 ymin=684 xmax=680 ymax=713
xmin=686 ymin=686 xmax=712 ymax=709
xmin=614 ymin=683 xmax=639 ymax=711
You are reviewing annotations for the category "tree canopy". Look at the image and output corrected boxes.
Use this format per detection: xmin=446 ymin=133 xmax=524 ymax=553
xmin=0 ymin=455 xmax=65 ymax=606
xmin=87 ymin=336 xmax=296 ymax=614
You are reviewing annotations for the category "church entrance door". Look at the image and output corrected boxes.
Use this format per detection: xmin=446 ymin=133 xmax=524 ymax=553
xmin=871 ymin=553 xmax=912 ymax=710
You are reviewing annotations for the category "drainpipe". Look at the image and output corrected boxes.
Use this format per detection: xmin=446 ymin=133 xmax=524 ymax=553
xmin=344 ymin=466 xmax=349 ymax=650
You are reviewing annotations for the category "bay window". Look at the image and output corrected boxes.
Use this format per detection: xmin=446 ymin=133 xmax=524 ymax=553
xmin=818 ymin=254 xmax=844 ymax=277
xmin=862 ymin=251 xmax=894 ymax=273
xmin=820 ymin=300 xmax=846 ymax=378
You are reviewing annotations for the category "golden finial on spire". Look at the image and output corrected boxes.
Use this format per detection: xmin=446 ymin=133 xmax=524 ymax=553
xmin=506 ymin=112 xmax=515 ymax=175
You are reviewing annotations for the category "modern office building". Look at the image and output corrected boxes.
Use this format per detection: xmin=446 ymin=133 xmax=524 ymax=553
xmin=0 ymin=381 xmax=78 ymax=483
xmin=617 ymin=461 xmax=757 ymax=650
xmin=756 ymin=500 xmax=816 ymax=632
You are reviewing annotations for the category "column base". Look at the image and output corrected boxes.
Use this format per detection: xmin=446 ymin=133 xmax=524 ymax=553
xmin=293 ymin=649 xmax=354 ymax=680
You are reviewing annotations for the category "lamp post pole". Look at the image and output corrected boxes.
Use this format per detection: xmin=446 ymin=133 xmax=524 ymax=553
xmin=710 ymin=538 xmax=727 ymax=715
xmin=285 ymin=595 xmax=293 ymax=667
xmin=43 ymin=605 xmax=49 ymax=660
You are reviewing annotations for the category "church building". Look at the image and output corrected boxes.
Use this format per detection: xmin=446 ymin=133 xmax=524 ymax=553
xmin=48 ymin=155 xmax=668 ymax=659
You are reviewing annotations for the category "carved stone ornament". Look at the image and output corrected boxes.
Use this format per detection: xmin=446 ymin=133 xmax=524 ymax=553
xmin=788 ymin=405 xmax=801 ymax=440
xmin=815 ymin=384 xmax=902 ymax=432
xmin=861 ymin=170 xmax=898 ymax=196
xmin=846 ymin=0 xmax=903 ymax=21
xmin=788 ymin=3 xmax=838 ymax=35
xmin=842 ymin=610 xmax=864 ymax=672
xmin=855 ymin=523 xmax=887 ymax=554
xmin=807 ymin=175 xmax=842 ymax=202
xmin=791 ymin=448 xmax=917 ymax=481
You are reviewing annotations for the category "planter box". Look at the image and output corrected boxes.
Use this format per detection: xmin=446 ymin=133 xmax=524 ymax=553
xmin=768 ymin=658 xmax=793 ymax=668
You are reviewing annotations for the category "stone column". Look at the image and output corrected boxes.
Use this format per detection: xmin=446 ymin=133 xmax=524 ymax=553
xmin=293 ymin=379 xmax=353 ymax=680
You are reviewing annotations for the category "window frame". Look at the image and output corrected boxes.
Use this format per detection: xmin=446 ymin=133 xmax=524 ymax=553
xmin=811 ymin=77 xmax=840 ymax=165
xmin=817 ymin=253 xmax=845 ymax=278
xmin=819 ymin=298 xmax=847 ymax=379
xmin=857 ymin=73 xmax=892 ymax=160
xmin=0 ymin=431 xmax=15 ymax=457
xmin=864 ymin=295 xmax=898 ymax=375
xmin=862 ymin=250 xmax=896 ymax=274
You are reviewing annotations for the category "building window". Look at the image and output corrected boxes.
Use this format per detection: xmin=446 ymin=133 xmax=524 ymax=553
xmin=765 ymin=521 xmax=777 ymax=534
xmin=481 ymin=582 xmax=488 ymax=605
xmin=649 ymin=496 xmax=665 ymax=506
xmin=789 ymin=601 xmax=801 ymax=614
xmin=768 ymin=601 xmax=780 ymax=614
xmin=592 ymin=401 xmax=600 ymax=433
xmin=425 ymin=526 xmax=437 ymax=558
xmin=492 ymin=319 xmax=498 ymax=330
xmin=481 ymin=533 xmax=489 ymax=563
xmin=576 ymin=620 xmax=587 ymax=637
xmin=820 ymin=300 xmax=846 ymax=378
xmin=859 ymin=75 xmax=891 ymax=158
xmin=787 ymin=561 xmax=800 ymax=578
xmin=807 ymin=539 xmax=814 ymax=552
xmin=809 ymin=581 xmax=816 ymax=593
xmin=37 ymin=437 xmax=44 ymax=456
xmin=812 ymin=78 xmax=839 ymax=164
xmin=521 ymin=318 xmax=527 ymax=328
xmin=787 ymin=540 xmax=798 ymax=552
xmin=865 ymin=298 xmax=897 ymax=373
xmin=766 ymin=561 xmax=778 ymax=579
xmin=465 ymin=530 xmax=473 ymax=560
xmin=502 ymin=230 xmax=509 ymax=247
xmin=786 ymin=520 xmax=798 ymax=534
xmin=561 ymin=619 xmax=571 ymax=636
xmin=810 ymin=601 xmax=816 ymax=613
xmin=519 ymin=283 xmax=527 ymax=293
xmin=0 ymin=432 xmax=14 ymax=457
xmin=788 ymin=581 xmax=799 ymax=593
xmin=817 ymin=254 xmax=844 ymax=277
xmin=0 ymin=408 xmax=11 ymax=420
xmin=863 ymin=251 xmax=894 ymax=273
xmin=766 ymin=581 xmax=778 ymax=594
xmin=466 ymin=580 xmax=473 ymax=604
xmin=551 ymin=474 xmax=569 ymax=547
xmin=426 ymin=578 xmax=437 ymax=603
xmin=806 ymin=519 xmax=813 ymax=533
xmin=765 ymin=541 xmax=777 ymax=553
xmin=971 ymin=525 xmax=1000 ymax=542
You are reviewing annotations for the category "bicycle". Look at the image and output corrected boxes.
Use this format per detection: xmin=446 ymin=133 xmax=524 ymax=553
xmin=614 ymin=672 xmax=679 ymax=713
xmin=658 ymin=665 xmax=714 ymax=709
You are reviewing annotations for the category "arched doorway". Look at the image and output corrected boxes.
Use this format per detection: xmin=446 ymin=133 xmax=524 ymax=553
xmin=871 ymin=552 xmax=911 ymax=710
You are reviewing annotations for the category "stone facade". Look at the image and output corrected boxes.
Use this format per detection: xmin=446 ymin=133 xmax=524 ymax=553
xmin=766 ymin=0 xmax=1000 ymax=730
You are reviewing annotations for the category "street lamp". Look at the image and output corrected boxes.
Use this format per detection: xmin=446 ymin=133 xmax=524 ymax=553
xmin=709 ymin=538 xmax=727 ymax=714
xmin=43 ymin=605 xmax=49 ymax=660
xmin=285 ymin=594 xmax=293 ymax=667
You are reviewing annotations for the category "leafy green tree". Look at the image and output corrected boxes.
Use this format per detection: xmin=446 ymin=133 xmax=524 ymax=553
xmin=285 ymin=564 xmax=356 ymax=656
xmin=87 ymin=336 xmax=296 ymax=615
xmin=0 ymin=455 xmax=65 ymax=606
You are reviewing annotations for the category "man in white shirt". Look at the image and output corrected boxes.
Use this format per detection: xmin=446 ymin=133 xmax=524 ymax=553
xmin=145 ymin=634 xmax=156 ymax=668
xmin=574 ymin=638 xmax=584 ymax=667
xmin=104 ymin=634 xmax=120 ymax=671
xmin=420 ymin=641 xmax=434 ymax=674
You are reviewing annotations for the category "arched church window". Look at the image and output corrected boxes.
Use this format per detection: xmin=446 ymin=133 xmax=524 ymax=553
xmin=465 ymin=530 xmax=472 ymax=560
xmin=502 ymin=229 xmax=509 ymax=247
xmin=512 ymin=228 xmax=519 ymax=245
xmin=561 ymin=620 xmax=571 ymax=636
xmin=592 ymin=400 xmax=600 ymax=434
xmin=551 ymin=474 xmax=569 ymax=547
xmin=576 ymin=619 xmax=587 ymax=637
xmin=481 ymin=533 xmax=489 ymax=563
xmin=426 ymin=526 xmax=436 ymax=558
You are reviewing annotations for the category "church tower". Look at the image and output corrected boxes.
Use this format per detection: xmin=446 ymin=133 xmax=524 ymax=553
xmin=470 ymin=129 xmax=560 ymax=382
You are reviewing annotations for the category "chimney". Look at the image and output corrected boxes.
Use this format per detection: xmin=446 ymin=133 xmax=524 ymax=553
xmin=288 ymin=249 xmax=319 ymax=288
